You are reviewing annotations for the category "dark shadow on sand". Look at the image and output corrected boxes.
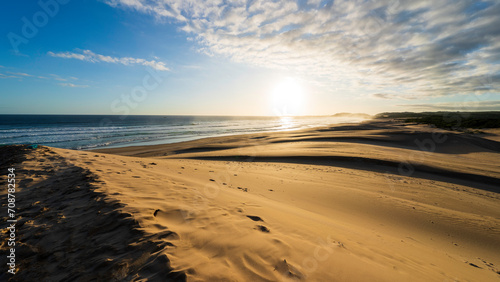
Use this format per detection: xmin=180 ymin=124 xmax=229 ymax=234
xmin=186 ymin=155 xmax=500 ymax=194
xmin=0 ymin=145 xmax=185 ymax=282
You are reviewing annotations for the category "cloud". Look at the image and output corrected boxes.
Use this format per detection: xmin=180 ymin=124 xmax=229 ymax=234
xmin=105 ymin=0 xmax=186 ymax=21
xmin=59 ymin=83 xmax=89 ymax=88
xmin=50 ymin=74 xmax=67 ymax=81
xmin=6 ymin=71 xmax=32 ymax=77
xmin=371 ymin=93 xmax=410 ymax=100
xmin=106 ymin=0 xmax=500 ymax=98
xmin=371 ymin=93 xmax=394 ymax=100
xmin=399 ymin=100 xmax=500 ymax=111
xmin=0 ymin=73 xmax=19 ymax=79
xmin=48 ymin=50 xmax=170 ymax=71
xmin=0 ymin=71 xmax=33 ymax=79
xmin=0 ymin=70 xmax=83 ymax=85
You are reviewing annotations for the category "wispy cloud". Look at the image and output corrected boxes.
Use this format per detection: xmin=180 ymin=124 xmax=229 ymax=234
xmin=0 ymin=70 xmax=83 ymax=85
xmin=48 ymin=50 xmax=170 ymax=71
xmin=105 ymin=0 xmax=186 ymax=21
xmin=0 ymin=71 xmax=31 ymax=79
xmin=50 ymin=74 xmax=67 ymax=81
xmin=371 ymin=93 xmax=419 ymax=100
xmin=6 ymin=71 xmax=32 ymax=77
xmin=106 ymin=0 xmax=500 ymax=98
xmin=0 ymin=73 xmax=19 ymax=79
xmin=59 ymin=83 xmax=89 ymax=88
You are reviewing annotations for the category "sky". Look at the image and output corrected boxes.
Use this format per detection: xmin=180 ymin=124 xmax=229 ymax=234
xmin=0 ymin=0 xmax=499 ymax=116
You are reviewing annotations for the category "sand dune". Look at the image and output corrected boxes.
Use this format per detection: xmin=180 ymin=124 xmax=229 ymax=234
xmin=1 ymin=120 xmax=500 ymax=281
xmin=0 ymin=146 xmax=185 ymax=281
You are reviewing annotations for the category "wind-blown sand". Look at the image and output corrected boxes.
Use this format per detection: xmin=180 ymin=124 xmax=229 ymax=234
xmin=1 ymin=120 xmax=500 ymax=281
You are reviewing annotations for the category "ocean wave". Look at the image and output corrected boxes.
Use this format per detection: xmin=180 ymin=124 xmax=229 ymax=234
xmin=0 ymin=116 xmax=366 ymax=149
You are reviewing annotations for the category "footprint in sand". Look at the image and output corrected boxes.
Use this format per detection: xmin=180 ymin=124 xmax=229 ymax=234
xmin=274 ymin=259 xmax=303 ymax=280
xmin=255 ymin=225 xmax=270 ymax=233
xmin=153 ymin=208 xmax=192 ymax=224
xmin=151 ymin=230 xmax=179 ymax=240
xmin=468 ymin=262 xmax=482 ymax=269
xmin=247 ymin=215 xmax=263 ymax=222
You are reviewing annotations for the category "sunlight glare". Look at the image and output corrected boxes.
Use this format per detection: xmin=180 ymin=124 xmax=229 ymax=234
xmin=271 ymin=77 xmax=305 ymax=116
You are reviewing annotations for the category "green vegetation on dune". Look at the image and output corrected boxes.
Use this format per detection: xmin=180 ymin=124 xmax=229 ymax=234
xmin=375 ymin=112 xmax=500 ymax=130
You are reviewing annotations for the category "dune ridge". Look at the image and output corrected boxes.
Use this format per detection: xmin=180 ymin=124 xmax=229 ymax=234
xmin=0 ymin=146 xmax=185 ymax=281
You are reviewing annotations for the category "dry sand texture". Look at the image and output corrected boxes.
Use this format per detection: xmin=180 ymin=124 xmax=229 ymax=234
xmin=1 ymin=120 xmax=500 ymax=281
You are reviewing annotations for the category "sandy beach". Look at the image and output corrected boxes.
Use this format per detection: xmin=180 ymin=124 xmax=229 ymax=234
xmin=1 ymin=119 xmax=500 ymax=281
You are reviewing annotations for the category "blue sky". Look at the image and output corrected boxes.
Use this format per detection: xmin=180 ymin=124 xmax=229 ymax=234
xmin=1 ymin=0 xmax=499 ymax=116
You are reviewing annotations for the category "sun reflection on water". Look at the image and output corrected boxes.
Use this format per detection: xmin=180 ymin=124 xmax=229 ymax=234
xmin=277 ymin=116 xmax=296 ymax=130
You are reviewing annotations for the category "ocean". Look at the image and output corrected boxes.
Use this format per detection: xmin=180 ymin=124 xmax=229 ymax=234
xmin=0 ymin=115 xmax=366 ymax=150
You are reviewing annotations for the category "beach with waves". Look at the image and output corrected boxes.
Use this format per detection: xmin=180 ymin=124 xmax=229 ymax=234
xmin=1 ymin=119 xmax=499 ymax=281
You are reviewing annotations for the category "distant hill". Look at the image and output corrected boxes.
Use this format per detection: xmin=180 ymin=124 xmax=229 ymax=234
xmin=375 ymin=111 xmax=500 ymax=129
xmin=331 ymin=112 xmax=372 ymax=119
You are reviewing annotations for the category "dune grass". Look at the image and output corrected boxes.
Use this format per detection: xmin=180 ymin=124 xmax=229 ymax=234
xmin=375 ymin=111 xmax=500 ymax=130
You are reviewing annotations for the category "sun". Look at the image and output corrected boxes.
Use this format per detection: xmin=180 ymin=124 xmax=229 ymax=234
xmin=270 ymin=77 xmax=305 ymax=116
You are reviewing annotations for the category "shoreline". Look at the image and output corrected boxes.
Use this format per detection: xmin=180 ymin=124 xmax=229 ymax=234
xmin=2 ymin=119 xmax=500 ymax=281
xmin=94 ymin=119 xmax=500 ymax=192
xmin=92 ymin=119 xmax=375 ymax=156
xmin=0 ymin=114 xmax=370 ymax=151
